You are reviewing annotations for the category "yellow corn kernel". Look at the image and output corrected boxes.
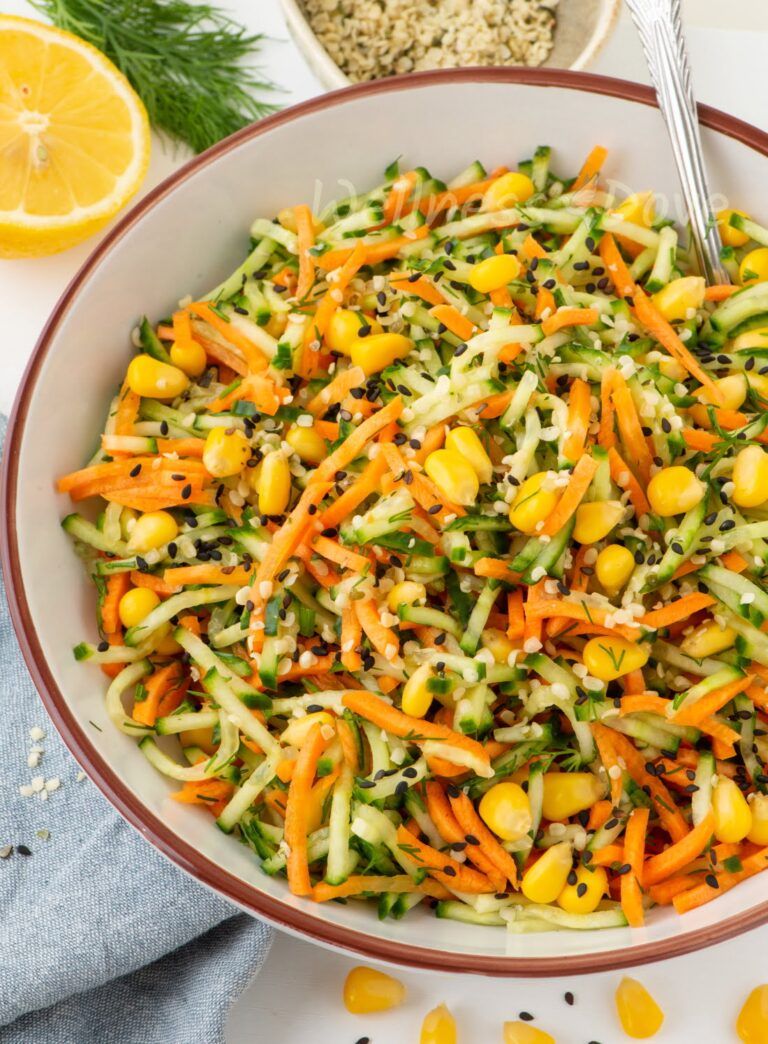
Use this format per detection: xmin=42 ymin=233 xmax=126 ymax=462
xmin=748 ymin=794 xmax=768 ymax=846
xmin=740 ymin=247 xmax=768 ymax=286
xmin=282 ymin=711 xmax=335 ymax=749
xmin=732 ymin=445 xmax=768 ymax=508
xmin=521 ymin=841 xmax=573 ymax=904
xmin=651 ymin=275 xmax=706 ymax=322
xmin=732 ymin=326 xmax=768 ymax=352
xmin=557 ymin=863 xmax=608 ymax=915
xmin=154 ymin=629 xmax=182 ymax=656
xmin=325 ymin=309 xmax=381 ymax=354
xmin=613 ymin=191 xmax=655 ymax=228
xmin=657 ymin=355 xmax=687 ymax=382
xmin=737 ymin=985 xmax=768 ymax=1043
xmin=424 ymin=449 xmax=479 ymax=506
xmin=481 ymin=627 xmax=517 ymax=665
xmin=712 ymin=777 xmax=753 ymax=844
xmin=595 ymin=544 xmax=635 ymax=594
xmin=717 ymin=208 xmax=750 ymax=248
xmin=445 ymin=426 xmax=493 ymax=484
xmin=257 ymin=451 xmax=292 ymax=516
xmin=503 ymin=1023 xmax=555 ymax=1044
xmin=582 ymin=635 xmax=650 ymax=682
xmin=343 ymin=966 xmax=406 ymax=1015
xmin=265 ymin=313 xmax=288 ymax=339
xmin=286 ymin=424 xmax=327 ymax=465
xmin=573 ymin=500 xmax=625 ymax=544
xmin=118 ymin=587 xmax=160 ymax=629
xmin=468 ymin=253 xmax=522 ymax=293
xmin=420 ymin=1003 xmax=457 ymax=1044
xmin=615 ymin=978 xmax=664 ymax=1039
xmin=387 ymin=580 xmax=426 ymax=613
xmin=695 ymin=372 xmax=748 ymax=411
xmin=479 ymin=781 xmax=531 ymax=842
xmin=127 ymin=510 xmax=179 ymax=553
xmin=680 ymin=619 xmax=737 ymax=658
xmin=350 ymin=332 xmax=412 ymax=375
xmin=483 ymin=171 xmax=535 ymax=211
xmin=178 ymin=725 xmax=216 ymax=755
xmin=401 ymin=663 xmax=433 ymax=719
xmin=170 ymin=338 xmax=207 ymax=377
xmin=202 ymin=426 xmax=251 ymax=479
xmin=126 ymin=354 xmax=190 ymax=399
xmin=747 ymin=371 xmax=768 ymax=400
xmin=647 ymin=465 xmax=705 ymax=517
xmin=508 ymin=471 xmax=559 ymax=534
xmin=541 ymin=772 xmax=605 ymax=821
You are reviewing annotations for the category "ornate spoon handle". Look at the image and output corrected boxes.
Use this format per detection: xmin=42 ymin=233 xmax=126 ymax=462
xmin=624 ymin=0 xmax=729 ymax=284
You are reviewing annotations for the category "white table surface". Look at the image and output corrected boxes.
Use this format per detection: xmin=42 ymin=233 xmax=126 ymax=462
xmin=3 ymin=1 xmax=768 ymax=1040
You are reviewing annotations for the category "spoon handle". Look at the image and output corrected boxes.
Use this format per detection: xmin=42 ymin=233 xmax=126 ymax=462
xmin=624 ymin=0 xmax=729 ymax=284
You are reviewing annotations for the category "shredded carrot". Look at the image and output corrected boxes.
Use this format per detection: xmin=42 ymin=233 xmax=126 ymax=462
xmin=562 ymin=378 xmax=591 ymax=462
xmin=571 ymin=145 xmax=608 ymax=192
xmin=609 ymin=731 xmax=689 ymax=842
xmin=354 ymin=598 xmax=399 ymax=659
xmin=449 ymin=789 xmax=519 ymax=888
xmin=100 ymin=572 xmax=131 ymax=635
xmin=621 ymin=806 xmax=649 ymax=927
xmin=396 ymin=825 xmax=494 ymax=893
xmin=382 ymin=170 xmax=418 ymax=224
xmin=304 ymin=241 xmax=369 ymax=374
xmin=607 ymin=368 xmax=654 ymax=485
xmin=294 ymin=204 xmax=316 ymax=300
xmin=673 ymin=846 xmax=768 ymax=914
xmin=285 ymin=723 xmax=328 ymax=896
xmin=673 ymin=674 xmax=754 ymax=727
xmin=306 ymin=366 xmax=366 ymax=416
xmin=425 ymin=783 xmax=506 ymax=892
xmin=389 ymin=274 xmax=446 ymax=307
xmin=598 ymin=232 xmax=637 ymax=299
xmin=312 ymin=874 xmax=449 ymax=902
xmin=608 ymin=446 xmax=651 ymax=518
xmin=540 ymin=453 xmax=599 ymax=536
xmin=187 ymin=301 xmax=268 ymax=373
xmin=641 ymin=593 xmax=715 ymax=630
xmin=114 ymin=382 xmax=140 ymax=437
xmin=541 ymin=306 xmax=599 ymax=337
xmin=644 ymin=812 xmax=716 ymax=886
xmin=429 ymin=303 xmax=476 ymax=341
xmin=130 ymin=571 xmax=180 ymax=597
xmin=704 ymin=284 xmax=739 ymax=301
xmin=592 ymin=722 xmax=624 ymax=806
xmin=132 ymin=662 xmax=185 ymax=727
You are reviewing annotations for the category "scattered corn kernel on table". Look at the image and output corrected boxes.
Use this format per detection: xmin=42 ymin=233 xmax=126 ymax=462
xmin=3 ymin=0 xmax=768 ymax=1040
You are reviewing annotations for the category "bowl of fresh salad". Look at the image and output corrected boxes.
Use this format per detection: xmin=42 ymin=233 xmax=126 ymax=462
xmin=5 ymin=68 xmax=768 ymax=976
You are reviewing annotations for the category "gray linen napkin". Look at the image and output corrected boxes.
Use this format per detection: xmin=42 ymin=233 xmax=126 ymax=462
xmin=0 ymin=417 xmax=272 ymax=1044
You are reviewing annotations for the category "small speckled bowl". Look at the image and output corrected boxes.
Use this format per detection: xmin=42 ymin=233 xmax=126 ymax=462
xmin=280 ymin=0 xmax=621 ymax=89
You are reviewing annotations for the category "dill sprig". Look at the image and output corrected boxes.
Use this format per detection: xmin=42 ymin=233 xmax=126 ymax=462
xmin=33 ymin=0 xmax=279 ymax=153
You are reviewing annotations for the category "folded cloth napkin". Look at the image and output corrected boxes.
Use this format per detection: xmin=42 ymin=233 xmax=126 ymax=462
xmin=0 ymin=417 xmax=272 ymax=1044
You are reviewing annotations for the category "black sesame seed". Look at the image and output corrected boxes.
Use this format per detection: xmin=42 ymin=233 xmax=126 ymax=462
xmin=661 ymin=418 xmax=672 ymax=433
xmin=181 ymin=483 xmax=192 ymax=500
xmin=358 ymin=780 xmax=376 ymax=789
xmin=464 ymin=834 xmax=480 ymax=846
xmin=402 ymin=767 xmax=418 ymax=779
xmin=442 ymin=865 xmax=457 ymax=877
xmin=17 ymin=845 xmax=32 ymax=856
xmin=395 ymin=781 xmax=408 ymax=796
xmin=564 ymin=991 xmax=575 ymax=1006
xmin=577 ymin=883 xmax=588 ymax=898
xmin=97 ymin=640 xmax=109 ymax=653
xmin=706 ymin=874 xmax=719 ymax=889
xmin=519 ymin=1012 xmax=534 ymax=1022
xmin=129 ymin=463 xmax=142 ymax=477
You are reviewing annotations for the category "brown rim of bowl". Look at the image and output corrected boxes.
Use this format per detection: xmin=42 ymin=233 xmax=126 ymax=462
xmin=3 ymin=67 xmax=768 ymax=977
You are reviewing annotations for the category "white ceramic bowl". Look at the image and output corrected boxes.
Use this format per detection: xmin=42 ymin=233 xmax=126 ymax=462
xmin=5 ymin=69 xmax=768 ymax=976
xmin=281 ymin=0 xmax=622 ymax=89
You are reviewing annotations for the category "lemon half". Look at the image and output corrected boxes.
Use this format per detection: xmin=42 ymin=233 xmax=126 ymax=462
xmin=0 ymin=15 xmax=150 ymax=258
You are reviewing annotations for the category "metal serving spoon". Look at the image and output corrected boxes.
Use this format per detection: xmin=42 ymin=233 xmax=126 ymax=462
xmin=624 ymin=0 xmax=729 ymax=284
